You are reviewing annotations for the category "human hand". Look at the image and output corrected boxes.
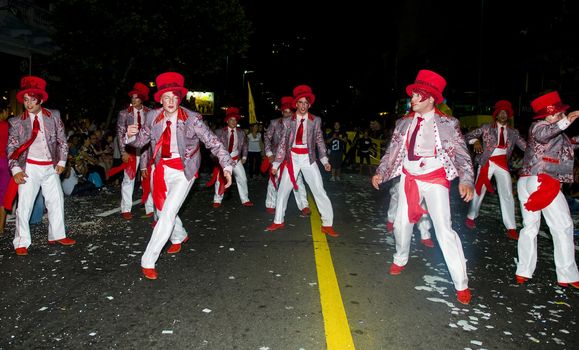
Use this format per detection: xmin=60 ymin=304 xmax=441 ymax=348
xmin=473 ymin=140 xmax=483 ymax=154
xmin=459 ymin=183 xmax=474 ymax=202
xmin=13 ymin=171 xmax=27 ymax=184
xmin=371 ymin=175 xmax=382 ymax=190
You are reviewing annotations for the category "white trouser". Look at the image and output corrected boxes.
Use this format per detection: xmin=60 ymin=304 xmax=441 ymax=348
xmin=516 ymin=176 xmax=579 ymax=282
xmin=141 ymin=166 xmax=193 ymax=268
xmin=214 ymin=161 xmax=249 ymax=204
xmin=121 ymin=155 xmax=140 ymax=213
xmin=394 ymin=173 xmax=468 ymax=290
xmin=274 ymin=153 xmax=333 ymax=226
xmin=387 ymin=178 xmax=431 ymax=239
xmin=265 ymin=171 xmax=308 ymax=210
xmin=14 ymin=163 xmax=66 ymax=249
xmin=467 ymin=162 xmax=516 ymax=230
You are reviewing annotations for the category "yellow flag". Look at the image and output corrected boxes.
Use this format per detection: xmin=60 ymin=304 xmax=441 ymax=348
xmin=248 ymin=82 xmax=257 ymax=124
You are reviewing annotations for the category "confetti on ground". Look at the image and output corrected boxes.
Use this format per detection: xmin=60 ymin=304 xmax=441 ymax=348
xmin=106 ymin=296 xmax=114 ymax=300
xmin=470 ymin=340 xmax=482 ymax=346
xmin=89 ymin=332 xmax=97 ymax=336
xmin=202 ymin=308 xmax=212 ymax=313
xmin=162 ymin=330 xmax=173 ymax=334
xmin=38 ymin=307 xmax=48 ymax=311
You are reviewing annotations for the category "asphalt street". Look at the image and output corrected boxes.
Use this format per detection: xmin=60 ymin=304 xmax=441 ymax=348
xmin=0 ymin=170 xmax=577 ymax=349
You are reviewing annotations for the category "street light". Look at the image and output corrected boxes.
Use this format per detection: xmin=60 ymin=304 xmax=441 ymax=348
xmin=242 ymin=70 xmax=255 ymax=90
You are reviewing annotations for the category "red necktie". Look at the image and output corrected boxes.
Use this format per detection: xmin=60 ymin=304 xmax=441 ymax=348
xmin=161 ymin=120 xmax=171 ymax=158
xmin=11 ymin=115 xmax=40 ymax=160
xmin=228 ymin=129 xmax=235 ymax=153
xmin=407 ymin=116 xmax=423 ymax=161
xmin=296 ymin=119 xmax=305 ymax=145
xmin=137 ymin=110 xmax=142 ymax=130
xmin=498 ymin=126 xmax=506 ymax=148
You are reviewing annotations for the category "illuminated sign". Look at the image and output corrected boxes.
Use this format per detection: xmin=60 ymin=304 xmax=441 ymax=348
xmin=187 ymin=91 xmax=214 ymax=115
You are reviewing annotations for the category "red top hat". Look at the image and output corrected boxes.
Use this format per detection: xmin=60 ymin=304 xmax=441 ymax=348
xmin=280 ymin=96 xmax=294 ymax=111
xmin=224 ymin=107 xmax=241 ymax=123
xmin=292 ymin=85 xmax=315 ymax=108
xmin=154 ymin=72 xmax=189 ymax=103
xmin=16 ymin=76 xmax=48 ymax=103
xmin=531 ymin=91 xmax=569 ymax=119
xmin=405 ymin=70 xmax=446 ymax=104
xmin=492 ymin=100 xmax=514 ymax=119
xmin=128 ymin=82 xmax=150 ymax=101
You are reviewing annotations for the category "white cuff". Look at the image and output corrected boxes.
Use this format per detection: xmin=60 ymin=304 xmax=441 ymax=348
xmin=266 ymin=151 xmax=273 ymax=157
xmin=557 ymin=117 xmax=571 ymax=130
xmin=125 ymin=135 xmax=136 ymax=144
xmin=11 ymin=166 xmax=23 ymax=176
xmin=223 ymin=166 xmax=233 ymax=174
xmin=57 ymin=160 xmax=67 ymax=168
xmin=468 ymin=139 xmax=479 ymax=145
xmin=320 ymin=157 xmax=329 ymax=165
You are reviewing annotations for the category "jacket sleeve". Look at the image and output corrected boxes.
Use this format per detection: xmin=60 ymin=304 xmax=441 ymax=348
xmin=452 ymin=119 xmax=474 ymax=186
xmin=264 ymin=122 xmax=275 ymax=156
xmin=54 ymin=110 xmax=69 ymax=163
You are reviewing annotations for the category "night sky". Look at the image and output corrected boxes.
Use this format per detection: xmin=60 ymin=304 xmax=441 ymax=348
xmin=240 ymin=0 xmax=578 ymax=124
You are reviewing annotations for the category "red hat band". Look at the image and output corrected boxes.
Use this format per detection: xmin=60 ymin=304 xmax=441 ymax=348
xmin=292 ymin=85 xmax=316 ymax=108
xmin=493 ymin=100 xmax=513 ymax=119
xmin=405 ymin=70 xmax=446 ymax=104
xmin=128 ymin=82 xmax=150 ymax=101
xmin=224 ymin=107 xmax=241 ymax=122
xmin=154 ymin=72 xmax=189 ymax=103
xmin=16 ymin=76 xmax=48 ymax=103
xmin=280 ymin=96 xmax=294 ymax=111
xmin=531 ymin=91 xmax=569 ymax=119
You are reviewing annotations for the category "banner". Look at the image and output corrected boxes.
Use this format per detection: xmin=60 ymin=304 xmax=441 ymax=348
xmin=248 ymin=82 xmax=257 ymax=124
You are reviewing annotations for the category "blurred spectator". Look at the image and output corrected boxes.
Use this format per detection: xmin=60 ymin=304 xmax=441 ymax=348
xmin=246 ymin=123 xmax=263 ymax=180
xmin=0 ymin=116 xmax=10 ymax=234
xmin=326 ymin=121 xmax=347 ymax=181
xmin=357 ymin=129 xmax=377 ymax=176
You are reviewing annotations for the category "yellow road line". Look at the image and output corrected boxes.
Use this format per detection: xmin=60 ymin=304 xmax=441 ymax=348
xmin=309 ymin=196 xmax=355 ymax=349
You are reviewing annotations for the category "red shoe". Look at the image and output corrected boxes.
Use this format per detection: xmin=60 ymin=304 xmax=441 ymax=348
xmin=300 ymin=207 xmax=311 ymax=217
xmin=266 ymin=207 xmax=276 ymax=214
xmin=121 ymin=212 xmax=133 ymax=220
xmin=145 ymin=212 xmax=154 ymax=218
xmin=15 ymin=247 xmax=28 ymax=256
xmin=515 ymin=275 xmax=529 ymax=284
xmin=48 ymin=237 xmax=76 ymax=246
xmin=167 ymin=235 xmax=189 ymax=254
xmin=421 ymin=238 xmax=435 ymax=248
xmin=212 ymin=202 xmax=221 ymax=208
xmin=142 ymin=267 xmax=158 ymax=280
xmin=558 ymin=281 xmax=579 ymax=289
xmin=456 ymin=288 xmax=472 ymax=305
xmin=386 ymin=221 xmax=394 ymax=233
xmin=242 ymin=201 xmax=254 ymax=207
xmin=265 ymin=222 xmax=285 ymax=231
xmin=465 ymin=218 xmax=476 ymax=229
xmin=321 ymin=226 xmax=339 ymax=237
xmin=389 ymin=263 xmax=405 ymax=275
xmin=506 ymin=229 xmax=519 ymax=240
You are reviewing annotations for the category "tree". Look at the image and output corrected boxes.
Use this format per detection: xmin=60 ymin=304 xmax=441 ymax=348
xmin=50 ymin=0 xmax=252 ymax=126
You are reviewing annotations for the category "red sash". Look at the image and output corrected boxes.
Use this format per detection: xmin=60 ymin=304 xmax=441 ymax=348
xmin=107 ymin=154 xmax=137 ymax=180
xmin=402 ymin=167 xmax=449 ymax=223
xmin=524 ymin=174 xmax=560 ymax=212
xmin=474 ymin=154 xmax=509 ymax=195
xmin=152 ymin=157 xmax=185 ymax=211
xmin=206 ymin=155 xmax=237 ymax=196
xmin=4 ymin=159 xmax=54 ymax=211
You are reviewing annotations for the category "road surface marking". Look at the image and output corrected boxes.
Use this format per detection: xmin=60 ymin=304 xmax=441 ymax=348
xmin=96 ymin=200 xmax=140 ymax=217
xmin=309 ymin=195 xmax=355 ymax=349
